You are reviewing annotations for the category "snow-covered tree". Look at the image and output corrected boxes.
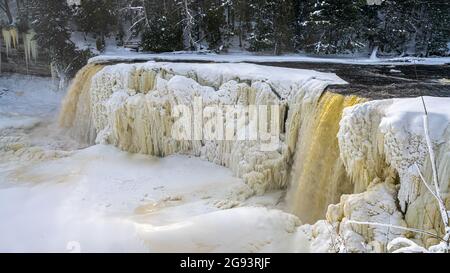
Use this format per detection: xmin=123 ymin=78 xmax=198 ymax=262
xmin=302 ymin=0 xmax=367 ymax=54
xmin=141 ymin=13 xmax=183 ymax=52
xmin=73 ymin=0 xmax=118 ymax=51
xmin=371 ymin=0 xmax=450 ymax=56
xmin=29 ymin=0 xmax=90 ymax=88
xmin=247 ymin=0 xmax=295 ymax=55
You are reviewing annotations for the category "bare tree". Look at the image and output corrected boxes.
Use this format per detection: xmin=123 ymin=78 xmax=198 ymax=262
xmin=180 ymin=0 xmax=198 ymax=50
xmin=120 ymin=0 xmax=150 ymax=41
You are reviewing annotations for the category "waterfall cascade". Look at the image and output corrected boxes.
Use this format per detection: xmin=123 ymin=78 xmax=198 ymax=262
xmin=288 ymin=92 xmax=365 ymax=224
xmin=60 ymin=62 xmax=450 ymax=251
xmin=59 ymin=64 xmax=105 ymax=144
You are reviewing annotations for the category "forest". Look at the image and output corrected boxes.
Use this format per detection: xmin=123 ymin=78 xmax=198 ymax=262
xmin=0 ymin=0 xmax=449 ymax=84
xmin=1 ymin=1 xmax=448 ymax=56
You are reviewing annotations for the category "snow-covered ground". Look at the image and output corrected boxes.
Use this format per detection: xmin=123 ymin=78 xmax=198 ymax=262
xmin=0 ymin=74 xmax=309 ymax=253
xmin=89 ymin=51 xmax=450 ymax=66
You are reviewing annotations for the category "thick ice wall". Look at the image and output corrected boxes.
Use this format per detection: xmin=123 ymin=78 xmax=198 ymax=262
xmin=338 ymin=96 xmax=450 ymax=244
xmin=60 ymin=62 xmax=344 ymax=194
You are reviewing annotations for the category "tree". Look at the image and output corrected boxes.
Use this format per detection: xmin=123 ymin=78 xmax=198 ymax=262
xmin=74 ymin=0 xmax=118 ymax=44
xmin=30 ymin=0 xmax=90 ymax=88
xmin=247 ymin=0 xmax=295 ymax=55
xmin=424 ymin=0 xmax=450 ymax=56
xmin=202 ymin=0 xmax=227 ymax=50
xmin=138 ymin=0 xmax=183 ymax=52
xmin=302 ymin=0 xmax=367 ymax=54
xmin=180 ymin=0 xmax=201 ymax=50
xmin=141 ymin=14 xmax=183 ymax=52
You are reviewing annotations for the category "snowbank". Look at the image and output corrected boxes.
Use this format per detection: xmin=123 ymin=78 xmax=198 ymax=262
xmin=89 ymin=52 xmax=450 ymax=66
xmin=0 ymin=142 xmax=306 ymax=252
xmin=0 ymin=74 xmax=61 ymax=117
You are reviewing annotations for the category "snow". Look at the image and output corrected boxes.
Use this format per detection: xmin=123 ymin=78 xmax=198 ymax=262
xmin=0 ymin=74 xmax=61 ymax=116
xmin=137 ymin=207 xmax=303 ymax=253
xmin=96 ymin=61 xmax=348 ymax=96
xmin=71 ymin=32 xmax=135 ymax=56
xmin=0 ymin=73 xmax=310 ymax=253
xmin=381 ymin=97 xmax=450 ymax=142
xmin=0 ymin=144 xmax=260 ymax=252
xmin=338 ymin=95 xmax=450 ymax=245
xmin=0 ymin=74 xmax=61 ymax=130
xmin=89 ymin=52 xmax=450 ymax=66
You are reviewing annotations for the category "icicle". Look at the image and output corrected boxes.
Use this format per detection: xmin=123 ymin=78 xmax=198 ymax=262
xmin=23 ymin=31 xmax=38 ymax=67
xmin=29 ymin=30 xmax=38 ymax=62
xmin=2 ymin=28 xmax=11 ymax=57
xmin=10 ymin=28 xmax=18 ymax=49
xmin=24 ymin=33 xmax=29 ymax=71
xmin=2 ymin=27 xmax=19 ymax=58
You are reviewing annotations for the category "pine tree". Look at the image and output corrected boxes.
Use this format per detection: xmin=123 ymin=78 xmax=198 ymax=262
xmin=303 ymin=0 xmax=367 ymax=54
xmin=74 ymin=0 xmax=118 ymax=38
xmin=247 ymin=0 xmax=295 ymax=54
xmin=421 ymin=0 xmax=449 ymax=56
xmin=29 ymin=0 xmax=90 ymax=87
xmin=140 ymin=0 xmax=184 ymax=52
xmin=371 ymin=0 xmax=449 ymax=57
xmin=141 ymin=14 xmax=183 ymax=52
xmin=202 ymin=0 xmax=227 ymax=50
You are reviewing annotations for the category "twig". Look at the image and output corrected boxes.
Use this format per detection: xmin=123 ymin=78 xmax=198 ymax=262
xmin=347 ymin=220 xmax=444 ymax=241
xmin=419 ymin=97 xmax=449 ymax=229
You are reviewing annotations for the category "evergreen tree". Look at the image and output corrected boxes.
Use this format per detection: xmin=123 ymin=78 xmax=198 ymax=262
xmin=303 ymin=0 xmax=367 ymax=54
xmin=74 ymin=0 xmax=118 ymax=51
xmin=140 ymin=0 xmax=184 ymax=52
xmin=230 ymin=0 xmax=253 ymax=49
xmin=427 ymin=0 xmax=450 ymax=56
xmin=74 ymin=0 xmax=118 ymax=36
xmin=141 ymin=14 xmax=183 ymax=52
xmin=29 ymin=0 xmax=90 ymax=87
xmin=202 ymin=0 xmax=227 ymax=50
xmin=247 ymin=0 xmax=295 ymax=54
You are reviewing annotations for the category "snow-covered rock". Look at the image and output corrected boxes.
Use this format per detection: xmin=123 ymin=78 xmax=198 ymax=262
xmin=338 ymin=96 xmax=450 ymax=246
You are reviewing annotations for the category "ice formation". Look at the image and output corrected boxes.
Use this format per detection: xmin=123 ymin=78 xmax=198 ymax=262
xmin=2 ymin=27 xmax=18 ymax=57
xmin=58 ymin=61 xmax=450 ymax=252
xmin=60 ymin=62 xmax=346 ymax=195
xmin=24 ymin=31 xmax=38 ymax=67
xmin=338 ymin=97 xmax=450 ymax=247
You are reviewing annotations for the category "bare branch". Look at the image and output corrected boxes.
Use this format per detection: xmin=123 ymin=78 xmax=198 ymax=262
xmin=414 ymin=163 xmax=439 ymax=201
xmin=347 ymin=220 xmax=444 ymax=241
xmin=419 ymin=97 xmax=449 ymax=229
